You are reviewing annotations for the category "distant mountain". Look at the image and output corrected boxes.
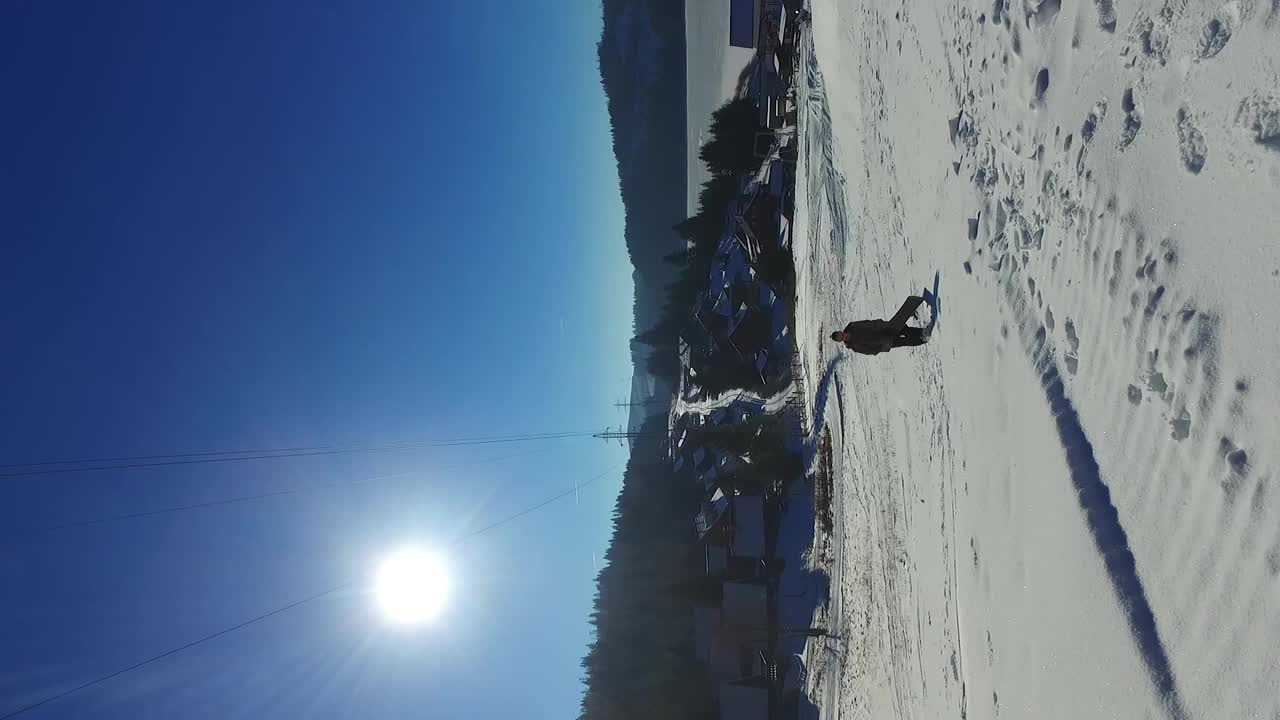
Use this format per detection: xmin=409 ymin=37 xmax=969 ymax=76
xmin=597 ymin=0 xmax=688 ymax=398
xmin=580 ymin=4 xmax=709 ymax=715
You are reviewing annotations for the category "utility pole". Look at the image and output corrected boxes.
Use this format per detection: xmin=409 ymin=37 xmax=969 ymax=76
xmin=593 ymin=427 xmax=673 ymax=446
xmin=612 ymin=398 xmax=671 ymax=410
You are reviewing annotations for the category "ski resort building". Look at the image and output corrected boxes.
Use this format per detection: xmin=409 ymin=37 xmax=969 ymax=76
xmin=695 ymin=489 xmax=767 ymax=560
xmin=728 ymin=0 xmax=763 ymax=48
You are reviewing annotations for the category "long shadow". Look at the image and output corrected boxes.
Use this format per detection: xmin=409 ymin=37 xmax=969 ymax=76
xmin=1005 ymin=277 xmax=1189 ymax=720
xmin=807 ymin=354 xmax=844 ymax=451
xmin=773 ymin=481 xmax=831 ymax=651
xmin=761 ymin=351 xmax=839 ymax=720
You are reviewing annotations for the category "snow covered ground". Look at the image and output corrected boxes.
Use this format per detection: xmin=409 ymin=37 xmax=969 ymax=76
xmin=792 ymin=2 xmax=1280 ymax=718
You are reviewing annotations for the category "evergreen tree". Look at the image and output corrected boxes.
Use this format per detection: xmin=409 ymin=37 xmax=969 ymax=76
xmin=644 ymin=350 xmax=681 ymax=380
xmin=698 ymin=97 xmax=766 ymax=177
xmin=579 ymin=416 xmax=715 ymax=720
xmin=663 ymin=249 xmax=690 ymax=267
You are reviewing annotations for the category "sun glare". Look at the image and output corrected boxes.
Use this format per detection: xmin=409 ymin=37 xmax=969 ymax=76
xmin=374 ymin=548 xmax=450 ymax=625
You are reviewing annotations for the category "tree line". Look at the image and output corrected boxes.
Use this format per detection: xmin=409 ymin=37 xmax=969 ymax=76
xmin=639 ymin=96 xmax=796 ymax=399
xmin=578 ymin=413 xmax=806 ymax=718
xmin=578 ymin=414 xmax=717 ymax=720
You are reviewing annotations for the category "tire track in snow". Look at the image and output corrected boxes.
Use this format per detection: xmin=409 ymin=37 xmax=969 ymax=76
xmin=799 ymin=14 xmax=967 ymax=717
xmin=803 ymin=34 xmax=849 ymax=272
xmin=1001 ymin=272 xmax=1189 ymax=720
xmin=797 ymin=28 xmax=921 ymax=717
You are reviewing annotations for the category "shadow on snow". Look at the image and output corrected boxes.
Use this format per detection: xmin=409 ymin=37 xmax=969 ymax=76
xmin=1006 ymin=274 xmax=1188 ymax=720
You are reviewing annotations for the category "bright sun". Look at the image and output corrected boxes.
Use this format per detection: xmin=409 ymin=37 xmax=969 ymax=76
xmin=374 ymin=549 xmax=450 ymax=625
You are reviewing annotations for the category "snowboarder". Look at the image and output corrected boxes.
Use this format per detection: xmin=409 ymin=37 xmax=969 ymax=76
xmin=830 ymin=321 xmax=928 ymax=354
xmin=830 ymin=294 xmax=930 ymax=355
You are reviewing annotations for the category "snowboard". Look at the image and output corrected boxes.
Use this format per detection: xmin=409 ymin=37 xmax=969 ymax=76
xmin=886 ymin=295 xmax=926 ymax=334
xmin=923 ymin=271 xmax=941 ymax=334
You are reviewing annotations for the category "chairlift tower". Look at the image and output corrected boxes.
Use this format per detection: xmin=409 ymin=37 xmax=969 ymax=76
xmin=612 ymin=398 xmax=670 ymax=409
xmin=593 ymin=426 xmax=673 ymax=447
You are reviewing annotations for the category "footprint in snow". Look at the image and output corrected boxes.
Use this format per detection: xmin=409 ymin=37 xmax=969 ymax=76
xmin=1198 ymin=5 xmax=1238 ymax=59
xmin=1034 ymin=68 xmax=1050 ymax=104
xmin=1145 ymin=367 xmax=1170 ymax=400
xmin=1120 ymin=88 xmax=1143 ymax=149
xmin=1137 ymin=16 xmax=1172 ymax=64
xmin=1234 ymin=93 xmax=1280 ymax=150
xmin=1220 ymin=437 xmax=1249 ymax=475
xmin=1028 ymin=0 xmax=1063 ymax=27
xmin=1108 ymin=249 xmax=1124 ymax=298
xmin=1094 ymin=0 xmax=1118 ymax=31
xmin=1170 ymin=407 xmax=1191 ymax=440
xmin=1219 ymin=437 xmax=1252 ymax=499
xmin=1177 ymin=107 xmax=1209 ymax=173
xmin=1135 ymin=252 xmax=1158 ymax=280
xmin=1078 ymin=99 xmax=1108 ymax=174
xmin=1083 ymin=99 xmax=1108 ymax=144
xmin=1064 ymin=319 xmax=1080 ymax=375
xmin=1127 ymin=384 xmax=1143 ymax=405
xmin=1144 ymin=285 xmax=1166 ymax=318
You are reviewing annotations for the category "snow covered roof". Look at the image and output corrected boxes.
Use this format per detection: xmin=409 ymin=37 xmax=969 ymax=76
xmin=695 ymin=489 xmax=732 ymax=538
xmin=747 ymin=54 xmax=784 ymax=100
xmin=728 ymin=0 xmax=760 ymax=48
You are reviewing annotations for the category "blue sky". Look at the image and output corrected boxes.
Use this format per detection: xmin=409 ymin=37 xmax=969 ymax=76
xmin=0 ymin=2 xmax=632 ymax=718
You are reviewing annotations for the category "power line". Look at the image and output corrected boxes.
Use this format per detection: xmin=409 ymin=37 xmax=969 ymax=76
xmin=0 ymin=432 xmax=595 ymax=480
xmin=0 ymin=583 xmax=353 ymax=720
xmin=0 ymin=430 xmax=602 ymax=471
xmin=12 ymin=446 xmax=555 ymax=539
xmin=0 ymin=445 xmax=327 ymax=470
xmin=0 ymin=462 xmax=621 ymax=720
xmin=449 ymin=464 xmax=618 ymax=545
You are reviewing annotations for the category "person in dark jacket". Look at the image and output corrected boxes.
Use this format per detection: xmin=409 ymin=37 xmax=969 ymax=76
xmin=830 ymin=319 xmax=928 ymax=355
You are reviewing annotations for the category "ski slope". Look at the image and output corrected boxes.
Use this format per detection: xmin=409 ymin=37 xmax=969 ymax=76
xmin=792 ymin=2 xmax=1280 ymax=719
